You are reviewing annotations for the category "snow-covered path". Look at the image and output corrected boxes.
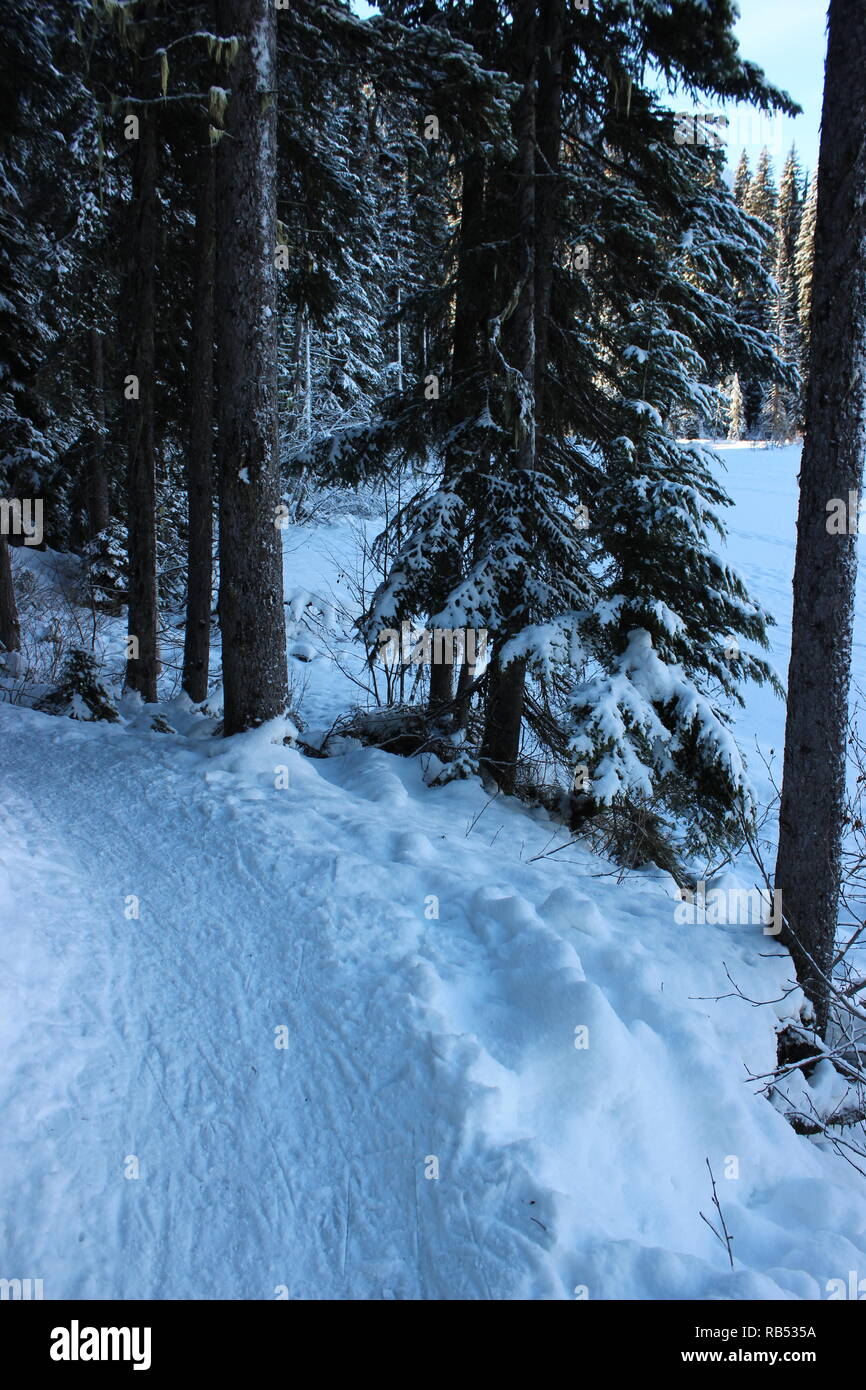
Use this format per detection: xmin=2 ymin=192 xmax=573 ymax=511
xmin=3 ymin=694 xmax=866 ymax=1300
xmin=3 ymin=441 xmax=866 ymax=1300
xmin=0 ymin=708 xmax=562 ymax=1298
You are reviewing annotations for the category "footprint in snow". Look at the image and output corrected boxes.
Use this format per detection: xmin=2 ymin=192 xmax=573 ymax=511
xmin=391 ymin=830 xmax=436 ymax=864
xmin=538 ymin=885 xmax=607 ymax=939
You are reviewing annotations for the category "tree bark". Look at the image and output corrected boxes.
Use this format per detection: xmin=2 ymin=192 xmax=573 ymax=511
xmin=481 ymin=650 xmax=526 ymax=788
xmin=428 ymin=0 xmax=498 ymax=720
xmin=774 ymin=0 xmax=866 ymax=1037
xmin=427 ymin=154 xmax=486 ymax=716
xmin=480 ymin=0 xmax=536 ymax=792
xmin=182 ymin=129 xmax=216 ymax=704
xmin=87 ymin=327 xmax=109 ymax=538
xmin=124 ymin=84 xmax=160 ymax=703
xmin=533 ymin=0 xmax=563 ymax=414
xmin=214 ymin=0 xmax=288 ymax=735
xmin=0 ymin=535 xmax=21 ymax=654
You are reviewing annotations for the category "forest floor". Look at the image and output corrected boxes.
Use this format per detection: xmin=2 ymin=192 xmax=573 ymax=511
xmin=2 ymin=442 xmax=866 ymax=1299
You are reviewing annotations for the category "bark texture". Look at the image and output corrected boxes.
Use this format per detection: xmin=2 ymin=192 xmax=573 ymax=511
xmin=427 ymin=154 xmax=485 ymax=716
xmin=0 ymin=535 xmax=21 ymax=654
xmin=214 ymin=0 xmax=288 ymax=734
xmin=182 ymin=130 xmax=216 ymax=704
xmin=124 ymin=85 xmax=160 ymax=703
xmin=87 ymin=327 xmax=109 ymax=538
xmin=774 ymin=0 xmax=866 ymax=1036
xmin=480 ymin=0 xmax=537 ymax=791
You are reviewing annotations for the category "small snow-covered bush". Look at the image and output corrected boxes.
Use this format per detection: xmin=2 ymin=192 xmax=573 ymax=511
xmin=35 ymin=648 xmax=119 ymax=723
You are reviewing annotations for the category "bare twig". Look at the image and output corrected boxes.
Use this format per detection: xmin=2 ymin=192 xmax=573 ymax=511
xmin=699 ymin=1158 xmax=734 ymax=1268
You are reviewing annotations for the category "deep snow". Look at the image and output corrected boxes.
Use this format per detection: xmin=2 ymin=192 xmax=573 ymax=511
xmin=2 ymin=442 xmax=866 ymax=1300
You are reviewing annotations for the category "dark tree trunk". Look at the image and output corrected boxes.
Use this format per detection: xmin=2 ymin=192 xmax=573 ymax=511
xmin=182 ymin=130 xmax=216 ymax=704
xmin=533 ymin=0 xmax=563 ymax=414
xmin=0 ymin=535 xmax=21 ymax=654
xmin=454 ymin=652 xmax=476 ymax=730
xmin=427 ymin=0 xmax=497 ymax=720
xmin=427 ymin=643 xmax=455 ymax=713
xmin=774 ymin=0 xmax=866 ymax=1037
xmin=124 ymin=86 xmax=160 ymax=702
xmin=214 ymin=0 xmax=288 ymax=735
xmin=481 ymin=650 xmax=526 ymax=788
xmin=742 ymin=377 xmax=764 ymax=439
xmin=87 ymin=327 xmax=109 ymax=538
xmin=480 ymin=0 xmax=537 ymax=792
xmin=427 ymin=154 xmax=486 ymax=717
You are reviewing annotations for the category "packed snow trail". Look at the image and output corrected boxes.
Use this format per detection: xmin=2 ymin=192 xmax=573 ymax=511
xmin=3 ymin=442 xmax=866 ymax=1300
xmin=0 ymin=707 xmax=558 ymax=1299
xmin=3 ymin=694 xmax=866 ymax=1299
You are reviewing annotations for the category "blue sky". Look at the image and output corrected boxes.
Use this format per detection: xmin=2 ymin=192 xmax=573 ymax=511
xmin=724 ymin=0 xmax=827 ymax=174
xmin=352 ymin=0 xmax=828 ymax=175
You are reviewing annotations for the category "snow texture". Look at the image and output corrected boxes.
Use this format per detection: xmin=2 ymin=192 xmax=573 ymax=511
xmin=1 ymin=443 xmax=865 ymax=1300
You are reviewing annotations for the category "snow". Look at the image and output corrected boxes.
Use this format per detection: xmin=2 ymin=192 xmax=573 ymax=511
xmin=1 ymin=442 xmax=866 ymax=1299
xmin=718 ymin=440 xmax=866 ymax=807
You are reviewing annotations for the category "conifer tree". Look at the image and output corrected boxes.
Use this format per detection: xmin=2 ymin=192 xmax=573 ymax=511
xmin=732 ymin=149 xmax=751 ymax=206
xmin=728 ymin=373 xmax=744 ymax=440
xmin=334 ymin=0 xmax=796 ymax=847
xmin=745 ymin=147 xmax=778 ymax=226
xmin=739 ymin=146 xmax=778 ymax=436
xmin=794 ymin=167 xmax=818 ymax=407
xmin=777 ymin=146 xmax=804 ymax=267
xmin=0 ymin=2 xmax=91 ymax=556
xmin=768 ymin=146 xmax=804 ymax=437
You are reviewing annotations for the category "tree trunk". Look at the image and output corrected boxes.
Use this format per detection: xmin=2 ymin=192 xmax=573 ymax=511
xmin=182 ymin=129 xmax=216 ymax=704
xmin=214 ymin=0 xmax=288 ymax=735
xmin=427 ymin=154 xmax=486 ymax=717
xmin=124 ymin=86 xmax=160 ymax=703
xmin=774 ymin=0 xmax=866 ymax=1038
xmin=454 ymin=652 xmax=476 ymax=730
xmin=480 ymin=0 xmax=537 ymax=792
xmin=481 ymin=650 xmax=527 ymax=789
xmin=428 ymin=0 xmax=498 ymax=720
xmin=87 ymin=327 xmax=109 ymax=538
xmin=0 ymin=535 xmax=21 ymax=654
xmin=533 ymin=0 xmax=563 ymax=414
xmin=427 ymin=639 xmax=455 ymax=713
